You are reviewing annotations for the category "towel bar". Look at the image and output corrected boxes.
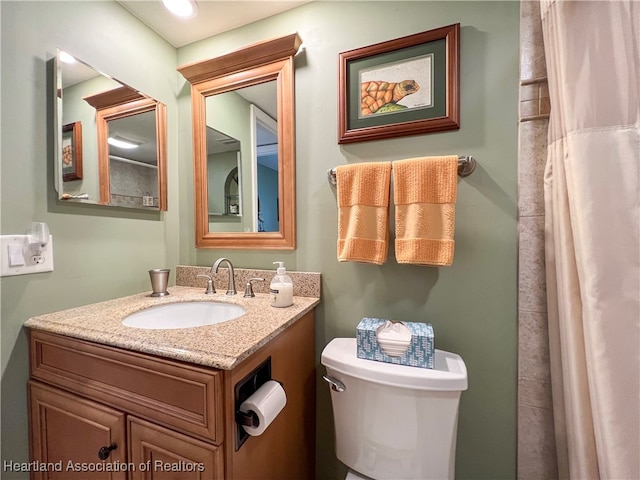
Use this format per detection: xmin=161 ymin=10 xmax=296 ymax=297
xmin=327 ymin=155 xmax=476 ymax=185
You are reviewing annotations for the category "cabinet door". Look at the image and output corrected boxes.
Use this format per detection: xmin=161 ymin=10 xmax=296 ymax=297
xmin=128 ymin=416 xmax=223 ymax=480
xmin=30 ymin=330 xmax=223 ymax=443
xmin=28 ymin=381 xmax=127 ymax=480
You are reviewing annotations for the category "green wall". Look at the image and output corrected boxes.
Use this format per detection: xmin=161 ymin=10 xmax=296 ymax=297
xmin=2 ymin=2 xmax=518 ymax=479
xmin=0 ymin=1 xmax=179 ymax=476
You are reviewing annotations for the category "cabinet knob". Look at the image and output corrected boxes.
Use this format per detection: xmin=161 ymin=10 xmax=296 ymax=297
xmin=97 ymin=443 xmax=117 ymax=460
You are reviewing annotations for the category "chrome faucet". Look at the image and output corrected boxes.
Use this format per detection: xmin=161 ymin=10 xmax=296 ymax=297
xmin=211 ymin=258 xmax=236 ymax=295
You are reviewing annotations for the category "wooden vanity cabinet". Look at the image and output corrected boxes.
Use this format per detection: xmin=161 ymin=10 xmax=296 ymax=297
xmin=27 ymin=310 xmax=315 ymax=480
xmin=28 ymin=381 xmax=127 ymax=480
xmin=29 ymin=381 xmax=222 ymax=480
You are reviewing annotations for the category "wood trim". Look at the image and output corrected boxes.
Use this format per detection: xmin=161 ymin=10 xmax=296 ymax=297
xmin=155 ymin=102 xmax=168 ymax=211
xmin=177 ymin=33 xmax=302 ymax=85
xmin=192 ymin=82 xmax=208 ymax=245
xmin=278 ymin=55 xmax=296 ymax=249
xmin=29 ymin=331 xmax=223 ymax=444
xmin=84 ymin=85 xmax=145 ymax=110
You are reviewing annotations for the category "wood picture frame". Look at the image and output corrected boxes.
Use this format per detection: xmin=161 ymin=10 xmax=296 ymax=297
xmin=338 ymin=23 xmax=460 ymax=144
xmin=62 ymin=121 xmax=83 ymax=181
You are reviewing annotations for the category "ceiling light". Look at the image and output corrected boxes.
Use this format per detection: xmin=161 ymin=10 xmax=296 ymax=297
xmin=108 ymin=136 xmax=141 ymax=149
xmin=162 ymin=0 xmax=197 ymax=18
xmin=59 ymin=51 xmax=76 ymax=64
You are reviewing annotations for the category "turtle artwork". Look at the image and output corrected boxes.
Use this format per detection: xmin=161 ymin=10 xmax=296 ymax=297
xmin=360 ymin=79 xmax=420 ymax=116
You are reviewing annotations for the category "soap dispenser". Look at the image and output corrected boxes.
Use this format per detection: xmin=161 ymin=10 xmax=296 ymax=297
xmin=270 ymin=261 xmax=293 ymax=308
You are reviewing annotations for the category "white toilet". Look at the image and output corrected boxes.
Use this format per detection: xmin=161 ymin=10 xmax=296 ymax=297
xmin=321 ymin=338 xmax=468 ymax=480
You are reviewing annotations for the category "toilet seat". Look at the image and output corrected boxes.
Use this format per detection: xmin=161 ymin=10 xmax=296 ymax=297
xmin=345 ymin=470 xmax=374 ymax=480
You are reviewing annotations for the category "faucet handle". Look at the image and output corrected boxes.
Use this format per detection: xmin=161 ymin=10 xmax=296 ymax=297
xmin=197 ymin=274 xmax=215 ymax=294
xmin=244 ymin=277 xmax=265 ymax=298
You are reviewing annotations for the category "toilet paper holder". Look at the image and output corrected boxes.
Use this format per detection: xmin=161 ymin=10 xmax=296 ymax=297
xmin=234 ymin=357 xmax=277 ymax=450
xmin=235 ymin=376 xmax=284 ymax=428
xmin=235 ymin=408 xmax=260 ymax=428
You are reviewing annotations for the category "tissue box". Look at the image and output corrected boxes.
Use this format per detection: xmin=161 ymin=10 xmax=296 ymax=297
xmin=356 ymin=318 xmax=434 ymax=369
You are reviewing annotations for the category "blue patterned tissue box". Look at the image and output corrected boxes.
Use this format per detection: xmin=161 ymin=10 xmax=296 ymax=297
xmin=356 ymin=318 xmax=434 ymax=369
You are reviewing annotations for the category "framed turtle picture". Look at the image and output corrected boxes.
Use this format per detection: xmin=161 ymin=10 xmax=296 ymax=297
xmin=338 ymin=24 xmax=460 ymax=144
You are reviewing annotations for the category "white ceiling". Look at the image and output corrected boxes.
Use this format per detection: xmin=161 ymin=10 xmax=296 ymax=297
xmin=117 ymin=0 xmax=310 ymax=48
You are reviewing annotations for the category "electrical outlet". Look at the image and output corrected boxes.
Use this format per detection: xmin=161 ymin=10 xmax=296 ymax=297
xmin=1 ymin=235 xmax=54 ymax=277
xmin=31 ymin=255 xmax=45 ymax=265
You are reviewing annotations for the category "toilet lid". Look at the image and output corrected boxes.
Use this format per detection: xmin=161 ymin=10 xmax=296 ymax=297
xmin=346 ymin=470 xmax=373 ymax=480
xmin=322 ymin=338 xmax=468 ymax=391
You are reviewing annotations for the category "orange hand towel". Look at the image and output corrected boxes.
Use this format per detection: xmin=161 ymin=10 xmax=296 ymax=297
xmin=393 ymin=156 xmax=458 ymax=266
xmin=336 ymin=162 xmax=391 ymax=265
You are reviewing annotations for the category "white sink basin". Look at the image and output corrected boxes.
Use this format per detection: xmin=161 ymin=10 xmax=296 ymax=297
xmin=122 ymin=301 xmax=246 ymax=330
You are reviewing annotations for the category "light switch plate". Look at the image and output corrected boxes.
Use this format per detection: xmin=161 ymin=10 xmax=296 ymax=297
xmin=0 ymin=235 xmax=54 ymax=277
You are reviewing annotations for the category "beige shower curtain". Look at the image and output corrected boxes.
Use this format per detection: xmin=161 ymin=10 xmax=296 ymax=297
xmin=540 ymin=1 xmax=640 ymax=478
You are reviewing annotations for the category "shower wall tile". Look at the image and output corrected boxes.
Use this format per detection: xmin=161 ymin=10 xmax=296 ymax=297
xmin=518 ymin=2 xmax=557 ymax=477
xmin=520 ymin=83 xmax=539 ymax=101
xmin=518 ymin=405 xmax=559 ymax=480
xmin=520 ymin=83 xmax=540 ymax=102
xmin=519 ymin=0 xmax=547 ymax=81
xmin=518 ymin=216 xmax=547 ymax=313
xmin=520 ymin=80 xmax=550 ymax=121
xmin=518 ymin=310 xmax=552 ymax=384
xmin=519 ymin=120 xmax=548 ymax=217
xmin=519 ymin=375 xmax=553 ymax=410
xmin=520 ymin=99 xmax=539 ymax=118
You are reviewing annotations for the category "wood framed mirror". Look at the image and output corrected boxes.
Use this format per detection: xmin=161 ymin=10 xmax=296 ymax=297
xmin=178 ymin=33 xmax=301 ymax=249
xmin=85 ymin=86 xmax=167 ymax=209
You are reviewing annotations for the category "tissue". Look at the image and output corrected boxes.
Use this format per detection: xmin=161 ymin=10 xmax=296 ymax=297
xmin=357 ymin=317 xmax=434 ymax=369
xmin=239 ymin=380 xmax=287 ymax=436
xmin=376 ymin=320 xmax=412 ymax=357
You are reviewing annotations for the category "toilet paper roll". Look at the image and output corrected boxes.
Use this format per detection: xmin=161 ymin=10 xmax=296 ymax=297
xmin=239 ymin=380 xmax=287 ymax=436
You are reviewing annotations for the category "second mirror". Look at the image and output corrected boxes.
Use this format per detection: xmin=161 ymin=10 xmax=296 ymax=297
xmin=55 ymin=50 xmax=167 ymax=210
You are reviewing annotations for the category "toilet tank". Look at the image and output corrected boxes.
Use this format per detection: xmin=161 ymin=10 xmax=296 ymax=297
xmin=321 ymin=338 xmax=468 ymax=480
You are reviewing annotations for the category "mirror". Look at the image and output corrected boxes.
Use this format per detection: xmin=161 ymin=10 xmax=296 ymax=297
xmin=54 ymin=50 xmax=167 ymax=210
xmin=178 ymin=33 xmax=301 ymax=249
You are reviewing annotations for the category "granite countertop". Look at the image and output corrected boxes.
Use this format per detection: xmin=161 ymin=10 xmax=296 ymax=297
xmin=24 ymin=286 xmax=320 ymax=370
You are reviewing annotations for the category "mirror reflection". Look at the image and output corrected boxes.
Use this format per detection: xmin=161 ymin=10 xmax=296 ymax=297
xmin=205 ymin=81 xmax=279 ymax=233
xmin=107 ymin=110 xmax=159 ymax=208
xmin=207 ymin=127 xmax=242 ymax=226
xmin=252 ymin=104 xmax=279 ymax=233
xmin=55 ymin=50 xmax=167 ymax=210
